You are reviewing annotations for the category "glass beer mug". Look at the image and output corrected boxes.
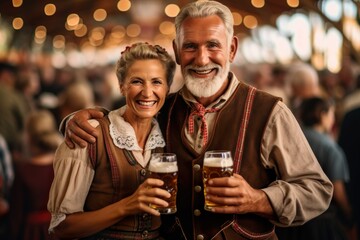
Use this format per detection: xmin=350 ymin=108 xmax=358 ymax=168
xmin=203 ymin=150 xmax=233 ymax=211
xmin=148 ymin=153 xmax=178 ymax=214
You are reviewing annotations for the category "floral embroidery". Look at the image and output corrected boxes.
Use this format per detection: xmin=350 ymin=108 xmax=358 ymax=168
xmin=49 ymin=213 xmax=66 ymax=232
xmin=108 ymin=107 xmax=165 ymax=151
xmin=115 ymin=134 xmax=135 ymax=149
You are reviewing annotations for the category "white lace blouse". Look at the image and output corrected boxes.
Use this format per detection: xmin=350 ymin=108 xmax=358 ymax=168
xmin=47 ymin=106 xmax=165 ymax=232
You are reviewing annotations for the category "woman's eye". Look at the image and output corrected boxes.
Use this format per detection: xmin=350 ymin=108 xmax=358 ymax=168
xmin=153 ymin=79 xmax=163 ymax=85
xmin=130 ymin=79 xmax=142 ymax=84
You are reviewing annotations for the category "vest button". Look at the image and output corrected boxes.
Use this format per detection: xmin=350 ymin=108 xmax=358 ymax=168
xmin=194 ymin=185 xmax=202 ymax=192
xmin=197 ymin=234 xmax=204 ymax=240
xmin=140 ymin=169 xmax=147 ymax=176
xmin=193 ymin=164 xmax=201 ymax=171
xmin=194 ymin=209 xmax=201 ymax=216
xmin=142 ymin=230 xmax=149 ymax=238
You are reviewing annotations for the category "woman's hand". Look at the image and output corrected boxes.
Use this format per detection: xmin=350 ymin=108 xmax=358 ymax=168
xmin=52 ymin=178 xmax=170 ymax=239
xmin=119 ymin=178 xmax=171 ymax=216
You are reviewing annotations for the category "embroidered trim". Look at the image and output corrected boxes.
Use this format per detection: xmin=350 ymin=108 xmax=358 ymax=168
xmin=108 ymin=108 xmax=165 ymax=151
xmin=234 ymin=86 xmax=256 ymax=173
xmin=48 ymin=213 xmax=66 ymax=232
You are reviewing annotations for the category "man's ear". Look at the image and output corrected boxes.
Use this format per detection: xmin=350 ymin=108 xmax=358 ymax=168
xmin=172 ymin=40 xmax=180 ymax=64
xmin=229 ymin=36 xmax=238 ymax=63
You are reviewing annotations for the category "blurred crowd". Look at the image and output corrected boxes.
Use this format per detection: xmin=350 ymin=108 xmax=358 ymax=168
xmin=0 ymin=55 xmax=360 ymax=239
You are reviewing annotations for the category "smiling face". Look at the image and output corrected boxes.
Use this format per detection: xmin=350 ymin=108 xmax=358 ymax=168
xmin=121 ymin=59 xmax=168 ymax=122
xmin=175 ymin=15 xmax=237 ymax=99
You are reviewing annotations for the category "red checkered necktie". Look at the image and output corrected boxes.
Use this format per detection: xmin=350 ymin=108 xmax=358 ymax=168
xmin=188 ymin=103 xmax=219 ymax=146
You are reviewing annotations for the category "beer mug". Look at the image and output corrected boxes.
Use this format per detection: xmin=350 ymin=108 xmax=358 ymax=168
xmin=203 ymin=150 xmax=233 ymax=211
xmin=148 ymin=153 xmax=178 ymax=214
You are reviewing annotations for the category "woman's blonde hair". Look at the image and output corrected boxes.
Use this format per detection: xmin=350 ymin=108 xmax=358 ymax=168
xmin=116 ymin=42 xmax=176 ymax=87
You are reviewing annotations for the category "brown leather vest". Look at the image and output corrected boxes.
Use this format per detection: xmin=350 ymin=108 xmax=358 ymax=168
xmin=158 ymin=81 xmax=280 ymax=240
xmin=85 ymin=117 xmax=162 ymax=237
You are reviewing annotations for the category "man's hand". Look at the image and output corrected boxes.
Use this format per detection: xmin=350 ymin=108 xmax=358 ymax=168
xmin=65 ymin=109 xmax=104 ymax=149
xmin=205 ymin=174 xmax=275 ymax=218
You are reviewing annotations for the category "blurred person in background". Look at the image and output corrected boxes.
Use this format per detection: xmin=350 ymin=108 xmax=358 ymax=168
xmin=0 ymin=61 xmax=28 ymax=163
xmin=40 ymin=67 xmax=75 ymax=97
xmin=9 ymin=110 xmax=63 ymax=240
xmin=269 ymin=64 xmax=289 ymax=106
xmin=339 ymin=106 xmax=360 ymax=240
xmin=319 ymin=69 xmax=345 ymax=103
xmin=277 ymin=97 xmax=356 ymax=240
xmin=47 ymin=42 xmax=176 ymax=239
xmin=243 ymin=63 xmax=289 ymax=106
xmin=340 ymin=74 xmax=360 ymax=120
xmin=86 ymin=65 xmax=120 ymax=110
xmin=50 ymin=81 xmax=95 ymax=128
xmin=243 ymin=63 xmax=273 ymax=91
xmin=15 ymin=64 xmax=41 ymax=112
xmin=284 ymin=62 xmax=322 ymax=117
xmin=0 ymin=134 xmax=14 ymax=240
xmin=318 ymin=69 xmax=346 ymax=138
xmin=338 ymin=56 xmax=359 ymax=96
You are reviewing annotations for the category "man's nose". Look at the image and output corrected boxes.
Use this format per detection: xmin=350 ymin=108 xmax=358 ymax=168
xmin=194 ymin=47 xmax=210 ymax=66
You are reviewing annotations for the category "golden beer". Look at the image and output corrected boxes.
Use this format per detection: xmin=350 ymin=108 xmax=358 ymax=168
xmin=203 ymin=151 xmax=233 ymax=211
xmin=148 ymin=153 xmax=178 ymax=214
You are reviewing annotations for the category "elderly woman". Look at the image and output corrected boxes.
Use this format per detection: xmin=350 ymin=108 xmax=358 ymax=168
xmin=47 ymin=42 xmax=176 ymax=239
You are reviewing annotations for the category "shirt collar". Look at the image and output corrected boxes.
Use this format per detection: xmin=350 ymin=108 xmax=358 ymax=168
xmin=108 ymin=106 xmax=165 ymax=151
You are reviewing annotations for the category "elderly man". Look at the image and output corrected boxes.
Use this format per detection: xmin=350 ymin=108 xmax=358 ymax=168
xmin=62 ymin=1 xmax=332 ymax=239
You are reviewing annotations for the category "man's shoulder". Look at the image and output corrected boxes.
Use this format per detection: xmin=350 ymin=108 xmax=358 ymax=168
xmin=236 ymin=81 xmax=282 ymax=103
xmin=254 ymin=87 xmax=282 ymax=102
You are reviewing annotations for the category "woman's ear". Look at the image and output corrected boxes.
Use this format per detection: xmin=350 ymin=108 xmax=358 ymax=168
xmin=120 ymin=84 xmax=125 ymax=96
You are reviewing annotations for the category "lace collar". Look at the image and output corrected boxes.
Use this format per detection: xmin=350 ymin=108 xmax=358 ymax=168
xmin=108 ymin=107 xmax=165 ymax=151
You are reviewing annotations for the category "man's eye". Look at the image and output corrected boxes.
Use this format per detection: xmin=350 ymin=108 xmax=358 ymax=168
xmin=208 ymin=42 xmax=219 ymax=48
xmin=183 ymin=44 xmax=196 ymax=50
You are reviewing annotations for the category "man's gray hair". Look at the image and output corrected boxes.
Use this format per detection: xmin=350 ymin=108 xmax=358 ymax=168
xmin=174 ymin=1 xmax=234 ymax=47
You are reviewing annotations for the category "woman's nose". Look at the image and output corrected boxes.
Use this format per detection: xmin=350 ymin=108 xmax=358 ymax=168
xmin=141 ymin=84 xmax=153 ymax=97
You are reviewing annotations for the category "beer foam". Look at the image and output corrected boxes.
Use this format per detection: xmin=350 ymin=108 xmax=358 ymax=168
xmin=148 ymin=161 xmax=178 ymax=173
xmin=203 ymin=157 xmax=233 ymax=167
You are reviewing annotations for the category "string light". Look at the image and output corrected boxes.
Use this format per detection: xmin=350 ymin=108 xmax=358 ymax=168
xmin=12 ymin=17 xmax=23 ymax=30
xmin=117 ymin=0 xmax=131 ymax=12
xmin=44 ymin=4 xmax=56 ymax=16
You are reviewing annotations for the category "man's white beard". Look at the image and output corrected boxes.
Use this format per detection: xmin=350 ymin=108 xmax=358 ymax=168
xmin=183 ymin=61 xmax=230 ymax=98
